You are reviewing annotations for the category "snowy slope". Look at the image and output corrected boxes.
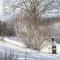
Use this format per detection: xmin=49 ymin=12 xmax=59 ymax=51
xmin=0 ymin=36 xmax=26 ymax=48
xmin=0 ymin=44 xmax=60 ymax=60
xmin=0 ymin=36 xmax=60 ymax=60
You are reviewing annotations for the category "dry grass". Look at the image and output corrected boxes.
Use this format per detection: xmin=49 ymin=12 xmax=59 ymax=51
xmin=0 ymin=49 xmax=19 ymax=60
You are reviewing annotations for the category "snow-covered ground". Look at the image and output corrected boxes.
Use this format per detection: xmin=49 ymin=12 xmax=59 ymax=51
xmin=40 ymin=40 xmax=60 ymax=54
xmin=0 ymin=36 xmax=60 ymax=60
xmin=0 ymin=36 xmax=26 ymax=48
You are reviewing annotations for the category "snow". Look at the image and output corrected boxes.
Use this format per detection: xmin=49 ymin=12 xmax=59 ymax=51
xmin=0 ymin=36 xmax=60 ymax=60
xmin=0 ymin=36 xmax=26 ymax=48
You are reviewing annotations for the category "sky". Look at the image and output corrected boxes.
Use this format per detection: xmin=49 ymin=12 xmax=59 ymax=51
xmin=42 ymin=0 xmax=60 ymax=18
xmin=0 ymin=0 xmax=60 ymax=21
xmin=0 ymin=0 xmax=3 ymax=20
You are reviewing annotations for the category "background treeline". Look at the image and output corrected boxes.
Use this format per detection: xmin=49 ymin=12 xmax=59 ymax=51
xmin=0 ymin=21 xmax=15 ymax=36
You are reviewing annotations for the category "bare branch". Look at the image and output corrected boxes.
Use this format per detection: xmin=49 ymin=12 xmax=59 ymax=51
xmin=37 ymin=0 xmax=54 ymax=19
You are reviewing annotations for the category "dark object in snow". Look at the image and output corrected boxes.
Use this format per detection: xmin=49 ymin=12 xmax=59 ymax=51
xmin=52 ymin=38 xmax=56 ymax=54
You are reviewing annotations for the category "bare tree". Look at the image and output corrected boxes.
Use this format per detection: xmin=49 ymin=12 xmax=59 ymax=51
xmin=19 ymin=0 xmax=54 ymax=50
xmin=3 ymin=0 xmax=54 ymax=50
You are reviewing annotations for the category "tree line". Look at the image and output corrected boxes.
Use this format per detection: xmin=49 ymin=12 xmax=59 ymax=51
xmin=0 ymin=21 xmax=15 ymax=36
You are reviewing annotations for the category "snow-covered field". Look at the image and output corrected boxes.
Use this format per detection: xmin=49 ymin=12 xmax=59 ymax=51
xmin=0 ymin=36 xmax=60 ymax=60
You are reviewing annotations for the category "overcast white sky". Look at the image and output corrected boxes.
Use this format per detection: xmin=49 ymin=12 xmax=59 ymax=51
xmin=0 ymin=0 xmax=60 ymax=21
xmin=0 ymin=0 xmax=3 ymax=20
